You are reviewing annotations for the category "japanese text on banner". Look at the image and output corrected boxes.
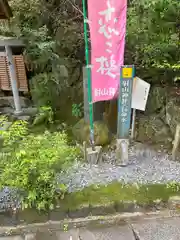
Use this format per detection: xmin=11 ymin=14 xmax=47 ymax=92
xmin=88 ymin=0 xmax=127 ymax=102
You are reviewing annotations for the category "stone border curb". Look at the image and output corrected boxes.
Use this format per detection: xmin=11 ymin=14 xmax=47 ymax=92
xmin=0 ymin=210 xmax=180 ymax=237
xmin=0 ymin=195 xmax=179 ymax=228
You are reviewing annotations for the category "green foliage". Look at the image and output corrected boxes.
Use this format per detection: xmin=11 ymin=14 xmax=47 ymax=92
xmin=126 ymin=0 xmax=180 ymax=82
xmin=0 ymin=116 xmax=28 ymax=148
xmin=167 ymin=181 xmax=180 ymax=192
xmin=62 ymin=182 xmax=180 ymax=211
xmin=0 ymin=0 xmax=178 ymax=108
xmin=72 ymin=103 xmax=83 ymax=118
xmin=153 ymin=62 xmax=180 ymax=82
xmin=33 ymin=106 xmax=54 ymax=126
xmin=23 ymin=26 xmax=58 ymax=73
xmin=0 ymin=118 xmax=81 ymax=210
xmin=0 ymin=0 xmax=73 ymax=108
xmin=0 ymin=115 xmax=7 ymax=127
xmin=30 ymin=72 xmax=68 ymax=109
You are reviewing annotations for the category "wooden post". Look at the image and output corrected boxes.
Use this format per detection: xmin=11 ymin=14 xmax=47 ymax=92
xmin=131 ymin=108 xmax=136 ymax=140
xmin=83 ymin=66 xmax=89 ymax=123
xmin=86 ymin=145 xmax=102 ymax=165
xmin=5 ymin=45 xmax=22 ymax=114
xmin=116 ymin=139 xmax=129 ymax=166
xmin=116 ymin=65 xmax=134 ymax=166
xmin=172 ymin=124 xmax=180 ymax=160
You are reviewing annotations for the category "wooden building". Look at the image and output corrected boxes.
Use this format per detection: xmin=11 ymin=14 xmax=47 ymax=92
xmin=0 ymin=0 xmax=28 ymax=113
xmin=0 ymin=37 xmax=28 ymax=92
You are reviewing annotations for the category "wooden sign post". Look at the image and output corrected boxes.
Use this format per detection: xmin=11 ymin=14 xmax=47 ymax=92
xmin=116 ymin=65 xmax=134 ymax=165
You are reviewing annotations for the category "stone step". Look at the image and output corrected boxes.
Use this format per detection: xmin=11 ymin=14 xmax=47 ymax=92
xmin=86 ymin=226 xmax=134 ymax=240
xmin=132 ymin=217 xmax=180 ymax=240
xmin=2 ymin=217 xmax=180 ymax=239
xmin=78 ymin=229 xmax=96 ymax=240
xmin=0 ymin=226 xmax=135 ymax=240
xmin=0 ymin=237 xmax=23 ymax=240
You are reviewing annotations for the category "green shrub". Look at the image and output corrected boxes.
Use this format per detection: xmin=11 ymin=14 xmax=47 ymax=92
xmin=0 ymin=116 xmax=28 ymax=151
xmin=0 ymin=119 xmax=81 ymax=210
xmin=33 ymin=105 xmax=54 ymax=126
xmin=72 ymin=103 xmax=83 ymax=118
xmin=30 ymin=72 xmax=68 ymax=109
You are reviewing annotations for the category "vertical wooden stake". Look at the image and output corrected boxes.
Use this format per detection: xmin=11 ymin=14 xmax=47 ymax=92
xmin=172 ymin=124 xmax=180 ymax=160
xmin=131 ymin=108 xmax=136 ymax=140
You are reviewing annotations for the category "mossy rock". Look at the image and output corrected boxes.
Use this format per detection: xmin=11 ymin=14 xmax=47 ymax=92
xmin=72 ymin=119 xmax=111 ymax=146
xmin=0 ymin=96 xmax=31 ymax=108
xmin=166 ymin=97 xmax=180 ymax=135
xmin=136 ymin=115 xmax=172 ymax=144
xmin=145 ymin=86 xmax=166 ymax=115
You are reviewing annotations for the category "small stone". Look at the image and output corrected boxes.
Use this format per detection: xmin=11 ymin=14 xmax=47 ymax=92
xmin=16 ymin=115 xmax=31 ymax=122
xmin=24 ymin=233 xmax=36 ymax=240
xmin=153 ymin=199 xmax=162 ymax=204
xmin=168 ymin=196 xmax=180 ymax=210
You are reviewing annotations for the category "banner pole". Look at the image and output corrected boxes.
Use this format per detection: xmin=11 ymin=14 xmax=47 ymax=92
xmin=82 ymin=0 xmax=94 ymax=148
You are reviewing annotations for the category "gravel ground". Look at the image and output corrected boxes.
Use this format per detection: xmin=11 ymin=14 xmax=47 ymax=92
xmin=57 ymin=144 xmax=180 ymax=193
xmin=1 ymin=143 xmax=180 ymax=211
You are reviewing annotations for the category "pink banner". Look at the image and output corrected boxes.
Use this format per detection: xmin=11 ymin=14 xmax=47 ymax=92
xmin=88 ymin=0 xmax=127 ymax=102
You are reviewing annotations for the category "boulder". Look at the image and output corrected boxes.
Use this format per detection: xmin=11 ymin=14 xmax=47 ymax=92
xmin=72 ymin=119 xmax=111 ymax=146
xmin=145 ymin=86 xmax=166 ymax=114
xmin=22 ymin=107 xmax=38 ymax=116
xmin=166 ymin=96 xmax=180 ymax=135
xmin=16 ymin=115 xmax=31 ymax=122
xmin=0 ymin=96 xmax=31 ymax=109
xmin=0 ymin=107 xmax=14 ymax=115
xmin=136 ymin=115 xmax=172 ymax=144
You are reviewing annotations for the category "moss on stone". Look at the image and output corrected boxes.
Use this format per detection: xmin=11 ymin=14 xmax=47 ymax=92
xmin=136 ymin=115 xmax=172 ymax=144
xmin=60 ymin=182 xmax=180 ymax=211
xmin=72 ymin=119 xmax=111 ymax=146
xmin=145 ymin=86 xmax=166 ymax=114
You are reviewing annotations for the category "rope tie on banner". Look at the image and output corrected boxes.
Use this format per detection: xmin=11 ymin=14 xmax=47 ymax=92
xmin=86 ymin=64 xmax=93 ymax=69
xmin=84 ymin=19 xmax=91 ymax=24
